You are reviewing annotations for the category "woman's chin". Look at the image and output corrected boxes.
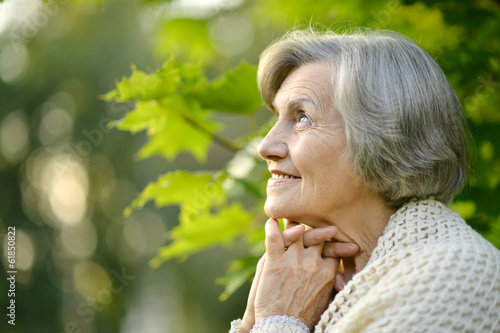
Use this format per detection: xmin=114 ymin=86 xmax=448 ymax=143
xmin=264 ymin=200 xmax=321 ymax=227
xmin=264 ymin=201 xmax=281 ymax=219
xmin=264 ymin=200 xmax=298 ymax=220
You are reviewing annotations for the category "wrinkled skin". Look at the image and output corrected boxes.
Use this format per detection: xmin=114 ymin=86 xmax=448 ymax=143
xmin=240 ymin=220 xmax=359 ymax=332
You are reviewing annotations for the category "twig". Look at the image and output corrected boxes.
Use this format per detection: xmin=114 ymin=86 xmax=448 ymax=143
xmin=182 ymin=115 xmax=241 ymax=153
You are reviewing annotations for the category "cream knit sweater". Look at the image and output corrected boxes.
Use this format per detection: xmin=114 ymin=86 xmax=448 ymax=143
xmin=236 ymin=198 xmax=500 ymax=332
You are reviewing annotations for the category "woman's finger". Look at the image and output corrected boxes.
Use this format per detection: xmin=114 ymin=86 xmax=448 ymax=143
xmin=283 ymin=218 xmax=300 ymax=230
xmin=302 ymin=226 xmax=338 ymax=247
xmin=282 ymin=225 xmax=306 ymax=247
xmin=250 ymin=255 xmax=266 ymax=299
xmin=304 ymin=238 xmax=325 ymax=256
xmin=285 ymin=224 xmax=307 ymax=255
xmin=264 ymin=218 xmax=286 ymax=256
xmin=322 ymin=242 xmax=359 ymax=258
xmin=255 ymin=255 xmax=266 ymax=283
xmin=333 ymin=272 xmax=347 ymax=292
xmin=241 ymin=255 xmax=266 ymax=330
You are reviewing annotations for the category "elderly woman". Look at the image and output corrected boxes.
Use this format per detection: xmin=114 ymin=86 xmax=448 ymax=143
xmin=229 ymin=28 xmax=500 ymax=333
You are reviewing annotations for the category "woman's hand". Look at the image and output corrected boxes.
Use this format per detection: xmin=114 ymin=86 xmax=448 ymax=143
xmin=240 ymin=219 xmax=359 ymax=332
xmin=240 ymin=223 xmax=306 ymax=332
xmin=252 ymin=219 xmax=354 ymax=330
xmin=240 ymin=254 xmax=265 ymax=332
xmin=281 ymin=220 xmax=359 ymax=292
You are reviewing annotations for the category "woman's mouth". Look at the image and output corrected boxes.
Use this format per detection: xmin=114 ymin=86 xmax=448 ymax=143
xmin=271 ymin=174 xmax=300 ymax=179
xmin=268 ymin=173 xmax=301 ymax=186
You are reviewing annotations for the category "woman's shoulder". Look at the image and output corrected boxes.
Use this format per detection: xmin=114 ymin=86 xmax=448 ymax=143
xmin=329 ymin=200 xmax=500 ymax=332
xmin=334 ymin=239 xmax=500 ymax=333
xmin=375 ymin=197 xmax=499 ymax=257
xmin=368 ymin=197 xmax=500 ymax=284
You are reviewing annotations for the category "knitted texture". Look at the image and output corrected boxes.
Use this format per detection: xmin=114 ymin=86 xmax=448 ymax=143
xmin=252 ymin=316 xmax=310 ymax=333
xmin=230 ymin=319 xmax=242 ymax=333
xmin=241 ymin=198 xmax=500 ymax=333
xmin=230 ymin=316 xmax=309 ymax=333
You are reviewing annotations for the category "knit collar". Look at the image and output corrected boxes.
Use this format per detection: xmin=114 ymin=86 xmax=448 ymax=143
xmin=366 ymin=196 xmax=449 ymax=266
xmin=315 ymin=197 xmax=455 ymax=332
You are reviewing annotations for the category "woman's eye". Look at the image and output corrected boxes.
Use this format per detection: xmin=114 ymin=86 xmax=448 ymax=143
xmin=298 ymin=113 xmax=311 ymax=124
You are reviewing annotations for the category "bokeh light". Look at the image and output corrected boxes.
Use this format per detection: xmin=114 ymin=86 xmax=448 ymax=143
xmin=123 ymin=210 xmax=167 ymax=255
xmin=73 ymin=260 xmax=110 ymax=299
xmin=38 ymin=105 xmax=74 ymax=146
xmin=61 ymin=219 xmax=98 ymax=259
xmin=100 ymin=180 xmax=137 ymax=219
xmin=0 ymin=110 xmax=30 ymax=164
xmin=15 ymin=229 xmax=35 ymax=272
xmin=0 ymin=0 xmax=42 ymax=37
xmin=209 ymin=14 xmax=254 ymax=56
xmin=227 ymin=138 xmax=260 ymax=178
xmin=47 ymin=161 xmax=88 ymax=225
xmin=0 ymin=42 xmax=30 ymax=84
xmin=22 ymin=148 xmax=88 ymax=227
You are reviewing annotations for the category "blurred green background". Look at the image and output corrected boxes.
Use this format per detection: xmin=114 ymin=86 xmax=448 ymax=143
xmin=0 ymin=0 xmax=499 ymax=332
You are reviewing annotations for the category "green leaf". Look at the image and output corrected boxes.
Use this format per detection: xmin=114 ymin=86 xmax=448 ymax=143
xmin=104 ymin=60 xmax=181 ymax=102
xmin=137 ymin=110 xmax=220 ymax=162
xmin=114 ymin=100 xmax=165 ymax=134
xmin=149 ymin=203 xmax=254 ymax=268
xmin=216 ymin=256 xmax=260 ymax=301
xmin=114 ymin=96 xmax=221 ymax=162
xmin=101 ymin=88 xmax=120 ymax=102
xmin=125 ymin=170 xmax=227 ymax=217
xmin=190 ymin=61 xmax=262 ymax=114
xmin=177 ymin=61 xmax=208 ymax=90
xmin=104 ymin=60 xmax=258 ymax=161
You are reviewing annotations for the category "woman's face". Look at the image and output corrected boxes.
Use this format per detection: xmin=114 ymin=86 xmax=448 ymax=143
xmin=258 ymin=62 xmax=372 ymax=228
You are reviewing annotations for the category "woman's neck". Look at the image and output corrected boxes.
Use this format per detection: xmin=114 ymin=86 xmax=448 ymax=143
xmin=329 ymin=194 xmax=397 ymax=279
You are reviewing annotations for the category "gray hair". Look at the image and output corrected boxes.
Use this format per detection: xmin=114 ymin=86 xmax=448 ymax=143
xmin=258 ymin=28 xmax=468 ymax=207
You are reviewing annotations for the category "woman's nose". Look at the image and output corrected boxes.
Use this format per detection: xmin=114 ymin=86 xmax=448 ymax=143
xmin=257 ymin=123 xmax=288 ymax=161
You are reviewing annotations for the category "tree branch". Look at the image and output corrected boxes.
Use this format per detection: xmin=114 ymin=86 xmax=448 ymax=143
xmin=182 ymin=115 xmax=241 ymax=153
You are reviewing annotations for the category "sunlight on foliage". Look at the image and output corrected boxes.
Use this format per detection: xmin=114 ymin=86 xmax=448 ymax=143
xmin=103 ymin=61 xmax=179 ymax=101
xmin=125 ymin=170 xmax=227 ymax=216
xmin=190 ymin=61 xmax=262 ymax=114
xmin=105 ymin=0 xmax=500 ymax=301
xmin=151 ymin=203 xmax=254 ymax=267
xmin=105 ymin=57 xmax=265 ymax=298
xmin=104 ymin=58 xmax=261 ymax=163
